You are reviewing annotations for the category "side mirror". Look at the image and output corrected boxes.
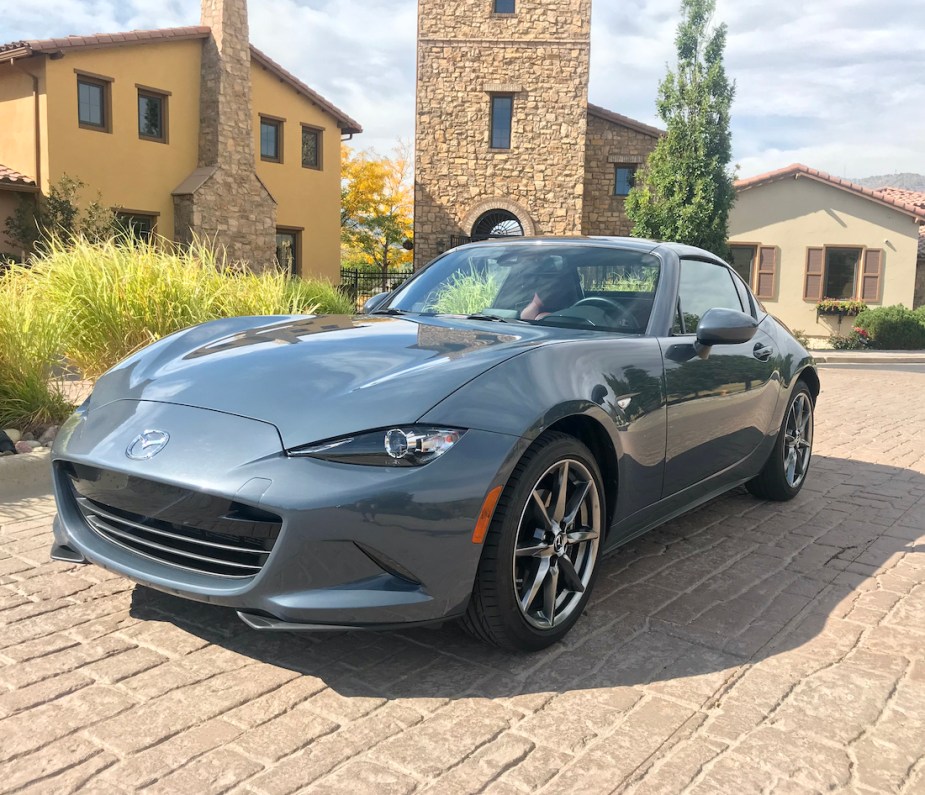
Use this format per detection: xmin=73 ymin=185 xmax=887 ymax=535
xmin=361 ymin=291 xmax=390 ymax=314
xmin=696 ymin=307 xmax=758 ymax=348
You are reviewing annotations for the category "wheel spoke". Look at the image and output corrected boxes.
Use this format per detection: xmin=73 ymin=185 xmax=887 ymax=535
xmin=520 ymin=558 xmax=550 ymax=612
xmin=785 ymin=449 xmax=797 ymax=484
xmin=562 ymin=480 xmax=591 ymax=527
xmin=552 ymin=462 xmax=569 ymax=523
xmin=531 ymin=490 xmax=553 ymax=530
xmin=557 ymin=555 xmax=585 ymax=593
xmin=516 ymin=541 xmax=554 ymax=558
xmin=543 ymin=563 xmax=559 ymax=626
xmin=567 ymin=526 xmax=599 ymax=545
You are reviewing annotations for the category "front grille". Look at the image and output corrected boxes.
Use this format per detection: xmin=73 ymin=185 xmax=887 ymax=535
xmin=60 ymin=463 xmax=281 ymax=579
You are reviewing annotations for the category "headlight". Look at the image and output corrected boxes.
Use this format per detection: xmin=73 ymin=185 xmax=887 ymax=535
xmin=287 ymin=426 xmax=466 ymax=466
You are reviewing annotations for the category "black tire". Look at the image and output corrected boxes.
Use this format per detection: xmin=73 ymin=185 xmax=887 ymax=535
xmin=747 ymin=381 xmax=814 ymax=501
xmin=461 ymin=431 xmax=605 ymax=651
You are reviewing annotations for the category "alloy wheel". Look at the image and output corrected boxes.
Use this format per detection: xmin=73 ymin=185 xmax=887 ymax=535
xmin=512 ymin=458 xmax=601 ymax=629
xmin=783 ymin=392 xmax=813 ymax=488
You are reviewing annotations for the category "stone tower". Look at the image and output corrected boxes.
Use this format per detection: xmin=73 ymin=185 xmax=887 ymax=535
xmin=414 ymin=0 xmax=592 ymax=267
xmin=173 ymin=0 xmax=277 ymax=269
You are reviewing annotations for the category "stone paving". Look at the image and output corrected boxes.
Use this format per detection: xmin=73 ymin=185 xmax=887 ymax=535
xmin=1 ymin=366 xmax=923 ymax=794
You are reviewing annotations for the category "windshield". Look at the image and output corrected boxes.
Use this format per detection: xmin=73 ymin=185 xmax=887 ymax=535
xmin=387 ymin=243 xmax=661 ymax=333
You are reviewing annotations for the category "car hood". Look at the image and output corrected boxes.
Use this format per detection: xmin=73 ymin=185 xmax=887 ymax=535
xmin=88 ymin=314 xmax=559 ymax=448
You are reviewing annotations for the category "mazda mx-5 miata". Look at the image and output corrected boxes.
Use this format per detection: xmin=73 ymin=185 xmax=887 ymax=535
xmin=50 ymin=238 xmax=818 ymax=650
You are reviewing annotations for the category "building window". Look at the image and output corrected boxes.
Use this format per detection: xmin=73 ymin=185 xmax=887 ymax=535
xmin=138 ymin=88 xmax=168 ymax=143
xmin=276 ymin=228 xmax=301 ymax=275
xmin=824 ymin=247 xmax=862 ymax=299
xmin=77 ymin=75 xmax=111 ymax=132
xmin=490 ymin=95 xmax=513 ymax=150
xmin=729 ymin=244 xmax=756 ymax=284
xmin=613 ymin=165 xmax=637 ymax=197
xmin=494 ymin=0 xmax=515 ymax=12
xmin=116 ymin=212 xmax=157 ymax=240
xmin=260 ymin=116 xmax=283 ymax=163
xmin=301 ymin=125 xmax=322 ymax=169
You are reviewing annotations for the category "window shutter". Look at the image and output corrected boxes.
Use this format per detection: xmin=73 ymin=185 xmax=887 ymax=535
xmin=860 ymin=249 xmax=883 ymax=302
xmin=804 ymin=247 xmax=824 ymax=300
xmin=755 ymin=246 xmax=777 ymax=299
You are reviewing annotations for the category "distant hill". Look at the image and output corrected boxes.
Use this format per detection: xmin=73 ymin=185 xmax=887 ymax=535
xmin=853 ymin=173 xmax=925 ymax=192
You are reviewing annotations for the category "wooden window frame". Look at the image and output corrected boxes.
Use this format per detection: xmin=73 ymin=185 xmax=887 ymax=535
xmin=613 ymin=164 xmax=637 ymax=197
xmin=76 ymin=71 xmax=113 ymax=134
xmin=803 ymin=244 xmax=882 ymax=303
xmin=300 ymin=124 xmax=324 ymax=170
xmin=489 ymin=94 xmax=514 ymax=151
xmin=260 ymin=115 xmax=285 ymax=164
xmin=275 ymin=226 xmax=303 ymax=276
xmin=136 ymin=85 xmax=170 ymax=144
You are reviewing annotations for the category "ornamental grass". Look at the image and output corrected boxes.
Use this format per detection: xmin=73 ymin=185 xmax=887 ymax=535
xmin=0 ymin=234 xmax=353 ymax=429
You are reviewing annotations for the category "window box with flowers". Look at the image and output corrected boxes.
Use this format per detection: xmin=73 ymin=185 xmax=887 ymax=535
xmin=816 ymin=298 xmax=867 ymax=317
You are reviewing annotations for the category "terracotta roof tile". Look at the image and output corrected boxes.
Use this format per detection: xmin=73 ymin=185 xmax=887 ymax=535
xmin=735 ymin=163 xmax=925 ymax=223
xmin=587 ymin=103 xmax=664 ymax=138
xmin=0 ymin=26 xmax=361 ymax=135
xmin=876 ymin=187 xmax=925 ymax=210
xmin=0 ymin=164 xmax=37 ymax=189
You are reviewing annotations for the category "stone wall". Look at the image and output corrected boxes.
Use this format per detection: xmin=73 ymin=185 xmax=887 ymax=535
xmin=414 ymin=0 xmax=591 ymax=268
xmin=581 ymin=111 xmax=659 ymax=237
xmin=173 ymin=0 xmax=276 ymax=270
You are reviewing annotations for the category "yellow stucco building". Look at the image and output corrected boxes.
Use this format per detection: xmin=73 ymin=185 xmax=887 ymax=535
xmin=0 ymin=0 xmax=361 ymax=280
xmin=729 ymin=164 xmax=925 ymax=341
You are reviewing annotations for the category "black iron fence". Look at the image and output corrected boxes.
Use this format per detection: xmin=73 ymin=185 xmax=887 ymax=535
xmin=340 ymin=267 xmax=415 ymax=309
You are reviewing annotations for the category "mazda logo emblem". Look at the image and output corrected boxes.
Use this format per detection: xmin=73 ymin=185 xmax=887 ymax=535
xmin=126 ymin=430 xmax=170 ymax=460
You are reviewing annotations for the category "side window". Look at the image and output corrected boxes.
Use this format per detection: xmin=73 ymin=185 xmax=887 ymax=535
xmin=677 ymin=259 xmax=743 ymax=334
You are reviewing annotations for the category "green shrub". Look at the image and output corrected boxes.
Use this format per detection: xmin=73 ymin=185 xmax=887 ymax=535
xmin=0 ymin=265 xmax=71 ymax=428
xmin=854 ymin=305 xmax=925 ymax=350
xmin=0 ymin=235 xmax=353 ymax=428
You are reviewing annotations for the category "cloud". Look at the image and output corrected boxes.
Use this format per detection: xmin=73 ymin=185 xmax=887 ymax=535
xmin=3 ymin=0 xmax=922 ymax=177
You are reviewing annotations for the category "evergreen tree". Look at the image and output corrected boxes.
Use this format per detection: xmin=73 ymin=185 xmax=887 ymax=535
xmin=625 ymin=0 xmax=736 ymax=257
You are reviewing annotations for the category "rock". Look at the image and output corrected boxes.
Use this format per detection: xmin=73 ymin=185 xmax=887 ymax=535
xmin=3 ymin=428 xmax=21 ymax=444
xmin=22 ymin=432 xmax=35 ymax=442
xmin=39 ymin=426 xmax=59 ymax=446
xmin=14 ymin=440 xmax=42 ymax=454
xmin=0 ymin=431 xmax=15 ymax=455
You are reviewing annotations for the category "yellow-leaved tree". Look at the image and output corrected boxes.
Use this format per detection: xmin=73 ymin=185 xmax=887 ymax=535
xmin=341 ymin=143 xmax=413 ymax=285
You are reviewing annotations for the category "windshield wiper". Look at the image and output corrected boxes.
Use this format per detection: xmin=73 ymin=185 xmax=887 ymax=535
xmin=465 ymin=313 xmax=510 ymax=323
xmin=371 ymin=307 xmax=410 ymax=316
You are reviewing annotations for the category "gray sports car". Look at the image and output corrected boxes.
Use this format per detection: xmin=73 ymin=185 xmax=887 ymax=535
xmin=50 ymin=237 xmax=818 ymax=650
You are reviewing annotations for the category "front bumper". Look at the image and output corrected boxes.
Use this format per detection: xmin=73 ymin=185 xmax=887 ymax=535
xmin=51 ymin=399 xmax=522 ymax=628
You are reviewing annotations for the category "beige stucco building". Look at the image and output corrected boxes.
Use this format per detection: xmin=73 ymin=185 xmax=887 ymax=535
xmin=413 ymin=0 xmax=661 ymax=269
xmin=0 ymin=0 xmax=361 ymax=279
xmin=729 ymin=164 xmax=925 ymax=340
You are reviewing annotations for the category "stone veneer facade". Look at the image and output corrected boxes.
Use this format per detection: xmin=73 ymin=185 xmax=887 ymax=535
xmin=413 ymin=1 xmax=664 ymax=267
xmin=581 ymin=107 xmax=661 ymax=236
xmin=414 ymin=0 xmax=592 ymax=268
xmin=173 ymin=0 xmax=277 ymax=269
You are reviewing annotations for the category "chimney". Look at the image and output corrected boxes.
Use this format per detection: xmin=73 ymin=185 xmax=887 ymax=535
xmin=199 ymin=0 xmax=255 ymax=169
xmin=173 ymin=0 xmax=277 ymax=270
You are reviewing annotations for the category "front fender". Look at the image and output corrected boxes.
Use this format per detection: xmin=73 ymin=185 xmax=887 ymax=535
xmin=419 ymin=338 xmax=668 ymax=524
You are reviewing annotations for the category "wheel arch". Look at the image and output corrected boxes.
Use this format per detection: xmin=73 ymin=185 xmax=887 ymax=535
xmin=539 ymin=414 xmax=619 ymax=532
xmin=797 ymin=366 xmax=821 ymax=404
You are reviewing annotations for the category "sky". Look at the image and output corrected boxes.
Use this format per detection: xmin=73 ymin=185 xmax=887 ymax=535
xmin=3 ymin=0 xmax=923 ymax=180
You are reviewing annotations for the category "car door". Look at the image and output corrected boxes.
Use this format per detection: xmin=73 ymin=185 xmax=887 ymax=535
xmin=659 ymin=258 xmax=780 ymax=497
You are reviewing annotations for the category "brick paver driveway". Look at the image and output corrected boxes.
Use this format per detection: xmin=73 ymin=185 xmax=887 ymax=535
xmin=1 ymin=367 xmax=924 ymax=794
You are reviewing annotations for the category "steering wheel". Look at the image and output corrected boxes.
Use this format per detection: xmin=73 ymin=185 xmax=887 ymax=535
xmin=572 ymin=297 xmax=636 ymax=328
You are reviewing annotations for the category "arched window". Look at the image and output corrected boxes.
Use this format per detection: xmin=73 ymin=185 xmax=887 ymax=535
xmin=472 ymin=209 xmax=525 ymax=240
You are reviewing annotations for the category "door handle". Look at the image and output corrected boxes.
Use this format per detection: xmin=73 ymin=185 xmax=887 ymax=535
xmin=753 ymin=343 xmax=774 ymax=362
